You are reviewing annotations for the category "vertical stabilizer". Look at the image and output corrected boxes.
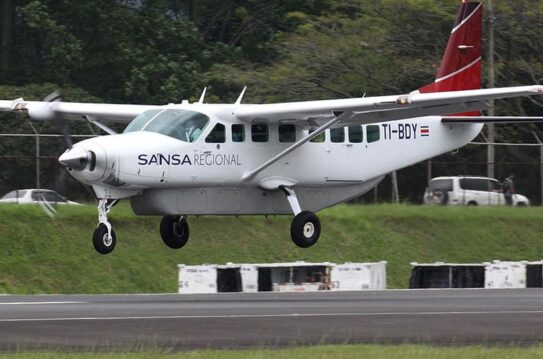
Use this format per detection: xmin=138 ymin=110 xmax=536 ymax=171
xmin=418 ymin=1 xmax=482 ymax=94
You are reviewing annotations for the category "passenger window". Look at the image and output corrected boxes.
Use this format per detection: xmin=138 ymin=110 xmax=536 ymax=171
xmin=279 ymin=124 xmax=296 ymax=143
xmin=477 ymin=179 xmax=492 ymax=191
xmin=491 ymin=180 xmax=502 ymax=192
xmin=205 ymin=123 xmax=226 ymax=143
xmin=31 ymin=191 xmax=43 ymax=201
xmin=309 ymin=129 xmax=325 ymax=143
xmin=251 ymin=124 xmax=268 ymax=142
xmin=366 ymin=125 xmax=380 ymax=143
xmin=430 ymin=179 xmax=453 ymax=192
xmin=460 ymin=178 xmax=483 ymax=191
xmin=348 ymin=126 xmax=363 ymax=143
xmin=330 ymin=128 xmax=345 ymax=143
xmin=232 ymin=124 xmax=245 ymax=142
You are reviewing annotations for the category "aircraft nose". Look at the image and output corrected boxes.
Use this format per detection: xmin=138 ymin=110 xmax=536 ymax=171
xmin=58 ymin=147 xmax=90 ymax=171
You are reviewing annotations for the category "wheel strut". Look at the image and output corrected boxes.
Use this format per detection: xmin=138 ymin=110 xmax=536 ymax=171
xmin=281 ymin=186 xmax=321 ymax=248
xmin=93 ymin=199 xmax=119 ymax=254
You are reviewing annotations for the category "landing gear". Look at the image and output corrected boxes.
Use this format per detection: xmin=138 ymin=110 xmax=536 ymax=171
xmin=93 ymin=223 xmax=116 ymax=254
xmin=291 ymin=211 xmax=321 ymax=248
xmin=282 ymin=187 xmax=321 ymax=248
xmin=93 ymin=199 xmax=118 ymax=255
xmin=160 ymin=216 xmax=190 ymax=249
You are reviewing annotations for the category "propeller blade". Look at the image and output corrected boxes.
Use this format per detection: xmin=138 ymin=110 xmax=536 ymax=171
xmin=41 ymin=90 xmax=74 ymax=149
xmin=37 ymin=194 xmax=57 ymax=218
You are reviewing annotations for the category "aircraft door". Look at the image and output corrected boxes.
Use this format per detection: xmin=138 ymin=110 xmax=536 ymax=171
xmin=325 ymin=126 xmax=363 ymax=182
xmin=200 ymin=122 xmax=242 ymax=212
xmin=197 ymin=122 xmax=227 ymax=181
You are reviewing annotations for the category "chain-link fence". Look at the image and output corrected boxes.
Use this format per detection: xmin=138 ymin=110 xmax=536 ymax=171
xmin=0 ymin=134 xmax=95 ymax=202
xmin=1 ymin=134 xmax=542 ymax=205
xmin=356 ymin=142 xmax=543 ymax=205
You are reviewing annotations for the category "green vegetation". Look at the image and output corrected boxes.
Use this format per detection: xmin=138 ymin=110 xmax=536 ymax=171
xmin=1 ymin=1 xmax=543 ymax=202
xmin=1 ymin=203 xmax=542 ymax=294
xmin=4 ymin=344 xmax=543 ymax=359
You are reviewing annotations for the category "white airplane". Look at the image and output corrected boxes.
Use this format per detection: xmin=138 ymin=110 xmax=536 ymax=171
xmin=1 ymin=1 xmax=542 ymax=254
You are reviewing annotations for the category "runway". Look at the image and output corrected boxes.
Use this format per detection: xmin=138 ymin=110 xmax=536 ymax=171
xmin=1 ymin=289 xmax=543 ymax=350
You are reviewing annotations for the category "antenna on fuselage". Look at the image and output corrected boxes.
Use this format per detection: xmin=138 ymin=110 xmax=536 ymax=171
xmin=198 ymin=87 xmax=207 ymax=104
xmin=235 ymin=86 xmax=247 ymax=105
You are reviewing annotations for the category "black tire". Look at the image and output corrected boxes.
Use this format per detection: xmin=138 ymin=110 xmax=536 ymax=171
xmin=290 ymin=211 xmax=321 ymax=248
xmin=93 ymin=223 xmax=116 ymax=255
xmin=467 ymin=201 xmax=478 ymax=206
xmin=432 ymin=190 xmax=449 ymax=205
xmin=160 ymin=216 xmax=190 ymax=249
xmin=516 ymin=202 xmax=527 ymax=207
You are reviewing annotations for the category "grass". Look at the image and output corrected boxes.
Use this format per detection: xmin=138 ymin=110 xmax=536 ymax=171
xmin=1 ymin=203 xmax=543 ymax=293
xmin=3 ymin=344 xmax=543 ymax=358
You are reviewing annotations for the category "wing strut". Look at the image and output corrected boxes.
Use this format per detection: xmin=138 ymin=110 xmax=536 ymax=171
xmin=241 ymin=111 xmax=351 ymax=182
xmin=84 ymin=115 xmax=117 ymax=135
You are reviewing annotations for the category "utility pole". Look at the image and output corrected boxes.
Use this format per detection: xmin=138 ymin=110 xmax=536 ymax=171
xmin=487 ymin=0 xmax=495 ymax=179
xmin=391 ymin=171 xmax=399 ymax=203
xmin=427 ymin=159 xmax=432 ymax=187
xmin=533 ymin=132 xmax=543 ymax=206
xmin=1 ymin=0 xmax=13 ymax=81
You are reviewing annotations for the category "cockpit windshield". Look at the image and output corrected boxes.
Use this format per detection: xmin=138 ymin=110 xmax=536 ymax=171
xmin=124 ymin=109 xmax=210 ymax=142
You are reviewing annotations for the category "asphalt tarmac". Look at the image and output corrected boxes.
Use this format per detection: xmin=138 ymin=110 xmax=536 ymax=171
xmin=1 ymin=289 xmax=543 ymax=351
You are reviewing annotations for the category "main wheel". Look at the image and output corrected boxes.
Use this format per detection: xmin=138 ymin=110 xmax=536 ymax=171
xmin=160 ymin=216 xmax=190 ymax=249
xmin=93 ymin=223 xmax=116 ymax=254
xmin=290 ymin=211 xmax=321 ymax=248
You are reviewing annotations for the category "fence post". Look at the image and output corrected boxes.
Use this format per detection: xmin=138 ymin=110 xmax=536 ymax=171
xmin=27 ymin=121 xmax=40 ymax=189
xmin=532 ymin=132 xmax=543 ymax=206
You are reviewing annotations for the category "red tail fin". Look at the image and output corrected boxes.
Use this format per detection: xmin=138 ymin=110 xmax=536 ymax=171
xmin=419 ymin=1 xmax=482 ymax=94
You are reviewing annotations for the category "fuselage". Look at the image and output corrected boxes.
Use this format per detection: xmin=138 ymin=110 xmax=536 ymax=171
xmin=62 ymin=104 xmax=483 ymax=214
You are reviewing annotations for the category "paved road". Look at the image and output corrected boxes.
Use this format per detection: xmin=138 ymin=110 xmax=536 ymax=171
xmin=1 ymin=290 xmax=543 ymax=350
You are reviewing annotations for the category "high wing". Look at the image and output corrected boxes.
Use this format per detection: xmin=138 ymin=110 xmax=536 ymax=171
xmin=442 ymin=116 xmax=543 ymax=124
xmin=235 ymin=85 xmax=543 ymax=127
xmin=0 ymin=99 xmax=160 ymax=123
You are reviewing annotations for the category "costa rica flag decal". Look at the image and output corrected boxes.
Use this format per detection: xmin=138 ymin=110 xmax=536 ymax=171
xmin=421 ymin=126 xmax=430 ymax=137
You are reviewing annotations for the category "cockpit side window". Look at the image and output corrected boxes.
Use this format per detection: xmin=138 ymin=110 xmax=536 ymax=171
xmin=205 ymin=123 xmax=226 ymax=143
xmin=136 ymin=109 xmax=210 ymax=142
xmin=124 ymin=109 xmax=162 ymax=133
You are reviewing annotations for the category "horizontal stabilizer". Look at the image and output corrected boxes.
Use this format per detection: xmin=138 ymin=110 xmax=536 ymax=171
xmin=442 ymin=116 xmax=543 ymax=124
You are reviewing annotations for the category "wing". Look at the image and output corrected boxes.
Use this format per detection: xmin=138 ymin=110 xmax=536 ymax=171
xmin=0 ymin=98 xmax=160 ymax=123
xmin=442 ymin=116 xmax=543 ymax=124
xmin=235 ymin=85 xmax=543 ymax=127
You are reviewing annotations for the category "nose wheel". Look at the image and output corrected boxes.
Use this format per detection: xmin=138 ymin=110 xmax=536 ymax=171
xmin=93 ymin=223 xmax=116 ymax=254
xmin=93 ymin=199 xmax=118 ymax=255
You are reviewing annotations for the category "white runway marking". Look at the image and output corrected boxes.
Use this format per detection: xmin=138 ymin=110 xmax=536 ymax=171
xmin=0 ymin=301 xmax=85 ymax=306
xmin=1 ymin=310 xmax=543 ymax=322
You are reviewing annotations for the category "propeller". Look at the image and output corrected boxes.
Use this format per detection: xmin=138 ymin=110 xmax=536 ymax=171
xmin=28 ymin=90 xmax=73 ymax=149
xmin=36 ymin=193 xmax=58 ymax=219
